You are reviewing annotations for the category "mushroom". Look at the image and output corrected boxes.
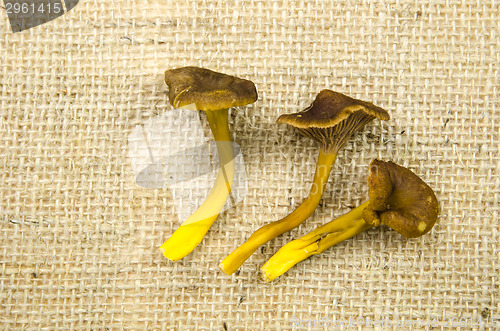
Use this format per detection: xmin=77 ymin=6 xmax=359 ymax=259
xmin=159 ymin=66 xmax=257 ymax=261
xmin=261 ymin=159 xmax=439 ymax=281
xmin=219 ymin=90 xmax=390 ymax=274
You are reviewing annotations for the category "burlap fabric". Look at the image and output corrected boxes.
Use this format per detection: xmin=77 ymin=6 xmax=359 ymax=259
xmin=1 ymin=1 xmax=499 ymax=330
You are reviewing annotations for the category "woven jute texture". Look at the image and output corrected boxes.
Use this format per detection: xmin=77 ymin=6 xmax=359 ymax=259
xmin=1 ymin=0 xmax=499 ymax=330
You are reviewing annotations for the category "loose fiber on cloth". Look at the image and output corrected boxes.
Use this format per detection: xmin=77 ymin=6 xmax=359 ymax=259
xmin=1 ymin=0 xmax=499 ymax=330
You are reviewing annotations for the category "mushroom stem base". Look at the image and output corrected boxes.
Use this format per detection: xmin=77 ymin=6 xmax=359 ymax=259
xmin=261 ymin=201 xmax=372 ymax=282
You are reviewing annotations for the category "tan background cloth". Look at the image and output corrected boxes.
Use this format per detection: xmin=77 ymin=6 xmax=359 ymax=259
xmin=1 ymin=0 xmax=499 ymax=329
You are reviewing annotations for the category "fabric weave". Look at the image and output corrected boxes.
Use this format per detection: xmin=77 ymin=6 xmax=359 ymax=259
xmin=1 ymin=0 xmax=499 ymax=329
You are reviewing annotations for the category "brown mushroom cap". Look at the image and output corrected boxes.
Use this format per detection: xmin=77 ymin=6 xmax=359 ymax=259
xmin=277 ymin=89 xmax=390 ymax=151
xmin=278 ymin=89 xmax=389 ymax=129
xmin=164 ymin=66 xmax=258 ymax=111
xmin=362 ymin=159 xmax=439 ymax=238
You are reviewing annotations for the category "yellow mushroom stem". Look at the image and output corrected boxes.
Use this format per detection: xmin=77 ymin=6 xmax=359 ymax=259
xmin=261 ymin=200 xmax=372 ymax=282
xmin=219 ymin=150 xmax=337 ymax=275
xmin=160 ymin=109 xmax=235 ymax=261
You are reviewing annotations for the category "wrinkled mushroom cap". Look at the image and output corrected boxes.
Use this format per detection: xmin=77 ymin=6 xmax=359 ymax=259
xmin=362 ymin=159 xmax=439 ymax=238
xmin=276 ymin=90 xmax=389 ymax=152
xmin=164 ymin=66 xmax=258 ymax=111
xmin=277 ymin=89 xmax=389 ymax=129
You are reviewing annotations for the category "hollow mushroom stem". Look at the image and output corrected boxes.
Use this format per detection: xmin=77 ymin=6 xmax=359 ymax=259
xmin=206 ymin=109 xmax=234 ymax=194
xmin=219 ymin=149 xmax=337 ymax=275
xmin=160 ymin=109 xmax=235 ymax=261
xmin=261 ymin=201 xmax=372 ymax=282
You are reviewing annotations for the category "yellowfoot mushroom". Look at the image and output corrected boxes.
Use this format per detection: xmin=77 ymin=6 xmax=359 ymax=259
xmin=160 ymin=66 xmax=257 ymax=261
xmin=261 ymin=159 xmax=439 ymax=281
xmin=220 ymin=90 xmax=389 ymax=274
